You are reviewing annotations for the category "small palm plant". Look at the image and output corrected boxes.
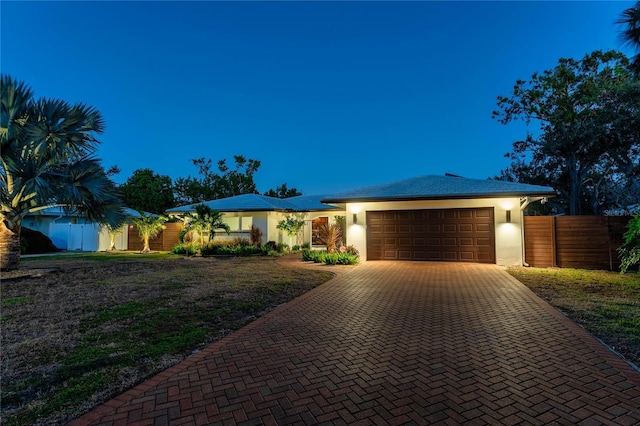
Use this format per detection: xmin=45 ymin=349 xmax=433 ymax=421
xmin=180 ymin=204 xmax=230 ymax=246
xmin=132 ymin=212 xmax=168 ymax=253
xmin=317 ymin=222 xmax=342 ymax=253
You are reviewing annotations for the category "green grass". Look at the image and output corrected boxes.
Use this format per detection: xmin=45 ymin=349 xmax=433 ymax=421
xmin=1 ymin=255 xmax=332 ymax=425
xmin=507 ymin=267 xmax=640 ymax=367
xmin=2 ymin=296 xmax=34 ymax=305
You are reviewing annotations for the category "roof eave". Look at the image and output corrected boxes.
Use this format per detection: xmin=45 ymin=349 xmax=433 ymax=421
xmin=322 ymin=191 xmax=556 ymax=204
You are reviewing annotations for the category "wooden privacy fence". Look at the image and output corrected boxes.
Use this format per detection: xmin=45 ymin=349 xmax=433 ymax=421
xmin=127 ymin=222 xmax=182 ymax=252
xmin=523 ymin=216 xmax=631 ymax=270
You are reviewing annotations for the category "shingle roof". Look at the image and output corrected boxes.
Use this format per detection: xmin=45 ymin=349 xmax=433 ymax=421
xmin=166 ymin=194 xmax=340 ymax=213
xmin=322 ymin=175 xmax=556 ymax=203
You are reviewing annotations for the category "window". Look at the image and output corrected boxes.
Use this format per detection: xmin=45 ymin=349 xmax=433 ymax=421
xmin=241 ymin=216 xmax=253 ymax=231
xmin=222 ymin=217 xmax=240 ymax=231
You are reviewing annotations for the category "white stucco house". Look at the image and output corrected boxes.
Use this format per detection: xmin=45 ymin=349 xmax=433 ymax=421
xmin=166 ymin=194 xmax=345 ymax=248
xmin=168 ymin=175 xmax=555 ymax=266
xmin=23 ymin=207 xmax=139 ymax=252
xmin=322 ymin=175 xmax=555 ymax=266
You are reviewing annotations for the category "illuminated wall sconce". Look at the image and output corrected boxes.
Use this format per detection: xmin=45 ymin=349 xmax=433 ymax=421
xmin=353 ymin=213 xmax=358 ymax=224
xmin=505 ymin=210 xmax=511 ymax=223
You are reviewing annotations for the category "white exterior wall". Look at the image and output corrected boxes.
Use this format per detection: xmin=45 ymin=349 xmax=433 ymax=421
xmin=343 ymin=198 xmax=523 ymax=266
xmin=97 ymin=225 xmax=129 ymax=251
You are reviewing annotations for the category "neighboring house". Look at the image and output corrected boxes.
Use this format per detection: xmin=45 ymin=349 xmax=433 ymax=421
xmin=23 ymin=207 xmax=139 ymax=252
xmin=322 ymin=175 xmax=555 ymax=266
xmin=166 ymin=194 xmax=345 ymax=247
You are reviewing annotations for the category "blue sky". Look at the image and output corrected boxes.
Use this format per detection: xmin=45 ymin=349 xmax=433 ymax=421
xmin=1 ymin=1 xmax=634 ymax=196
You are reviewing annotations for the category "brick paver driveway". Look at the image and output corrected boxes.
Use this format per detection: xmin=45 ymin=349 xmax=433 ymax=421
xmin=72 ymin=261 xmax=640 ymax=425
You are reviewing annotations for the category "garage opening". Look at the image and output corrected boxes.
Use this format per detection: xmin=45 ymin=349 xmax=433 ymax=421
xmin=366 ymin=208 xmax=495 ymax=263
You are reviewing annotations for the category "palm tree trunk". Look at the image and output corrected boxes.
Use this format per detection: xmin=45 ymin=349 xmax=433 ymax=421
xmin=0 ymin=220 xmax=22 ymax=270
xmin=142 ymin=237 xmax=151 ymax=253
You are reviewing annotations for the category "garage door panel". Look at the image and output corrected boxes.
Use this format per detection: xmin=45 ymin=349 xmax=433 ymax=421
xmin=369 ymin=224 xmax=383 ymax=234
xmin=459 ymin=223 xmax=473 ymax=232
xmin=443 ymin=210 xmax=456 ymax=219
xmin=476 ymin=223 xmax=491 ymax=232
xmin=412 ymin=251 xmax=427 ymax=260
xmin=384 ymin=250 xmax=398 ymax=259
xmin=443 ymin=252 xmax=458 ymax=261
xmin=398 ymin=250 xmax=412 ymax=259
xmin=459 ymin=238 xmax=474 ymax=246
xmin=459 ymin=210 xmax=474 ymax=219
xmin=367 ymin=208 xmax=495 ymax=263
xmin=476 ymin=238 xmax=492 ymax=247
xmin=384 ymin=225 xmax=397 ymax=233
xmin=443 ymin=238 xmax=457 ymax=246
xmin=398 ymin=224 xmax=411 ymax=233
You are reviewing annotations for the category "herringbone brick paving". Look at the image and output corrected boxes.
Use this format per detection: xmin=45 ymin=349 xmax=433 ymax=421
xmin=71 ymin=259 xmax=640 ymax=425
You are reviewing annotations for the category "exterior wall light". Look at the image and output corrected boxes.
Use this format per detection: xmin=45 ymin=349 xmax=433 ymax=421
xmin=353 ymin=213 xmax=358 ymax=224
xmin=506 ymin=210 xmax=511 ymax=223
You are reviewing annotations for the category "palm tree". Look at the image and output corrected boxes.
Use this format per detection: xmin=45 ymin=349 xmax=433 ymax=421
xmin=616 ymin=1 xmax=640 ymax=74
xmin=181 ymin=204 xmax=230 ymax=246
xmin=1 ymin=75 xmax=124 ymax=270
xmin=131 ymin=212 xmax=168 ymax=253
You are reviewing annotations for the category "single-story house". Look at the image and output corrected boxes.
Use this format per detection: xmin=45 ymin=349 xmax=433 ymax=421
xmin=167 ymin=175 xmax=555 ymax=266
xmin=166 ymin=194 xmax=345 ymax=248
xmin=322 ymin=175 xmax=555 ymax=266
xmin=24 ymin=207 xmax=140 ymax=252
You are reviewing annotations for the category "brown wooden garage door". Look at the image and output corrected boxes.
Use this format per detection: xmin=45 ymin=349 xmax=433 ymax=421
xmin=366 ymin=208 xmax=495 ymax=263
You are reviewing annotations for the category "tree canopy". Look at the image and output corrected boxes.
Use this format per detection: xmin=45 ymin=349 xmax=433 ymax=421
xmin=119 ymin=168 xmax=174 ymax=214
xmin=173 ymin=155 xmax=260 ymax=205
xmin=616 ymin=1 xmax=640 ymax=74
xmin=1 ymin=75 xmax=124 ymax=269
xmin=264 ymin=183 xmax=302 ymax=198
xmin=493 ymin=50 xmax=640 ymax=215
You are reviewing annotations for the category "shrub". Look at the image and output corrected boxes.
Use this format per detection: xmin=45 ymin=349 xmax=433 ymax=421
xmin=276 ymin=243 xmax=289 ymax=253
xmin=336 ymin=253 xmax=359 ymax=265
xmin=292 ymin=245 xmax=300 ymax=251
xmin=265 ymin=241 xmax=278 ymax=252
xmin=301 ymin=249 xmax=358 ymax=265
xmin=619 ymin=211 xmax=640 ymax=273
xmin=339 ymin=245 xmax=359 ymax=257
xmin=250 ymin=225 xmax=263 ymax=247
xmin=20 ymin=227 xmax=59 ymax=254
xmin=301 ymin=243 xmax=310 ymax=249
xmin=172 ymin=242 xmax=198 ymax=256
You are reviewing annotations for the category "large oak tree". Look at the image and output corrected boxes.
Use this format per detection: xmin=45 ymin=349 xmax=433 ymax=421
xmin=493 ymin=50 xmax=640 ymax=215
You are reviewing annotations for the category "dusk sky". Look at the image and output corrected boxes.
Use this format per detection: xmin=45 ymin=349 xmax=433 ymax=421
xmin=1 ymin=1 xmax=634 ymax=197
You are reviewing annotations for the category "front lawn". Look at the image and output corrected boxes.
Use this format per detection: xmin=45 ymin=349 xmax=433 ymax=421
xmin=1 ymin=253 xmax=333 ymax=425
xmin=507 ymin=267 xmax=640 ymax=368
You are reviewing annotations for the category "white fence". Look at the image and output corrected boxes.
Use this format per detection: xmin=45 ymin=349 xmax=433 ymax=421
xmin=49 ymin=223 xmax=99 ymax=251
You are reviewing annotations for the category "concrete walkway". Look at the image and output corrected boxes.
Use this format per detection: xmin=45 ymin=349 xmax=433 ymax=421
xmin=71 ymin=260 xmax=640 ymax=425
